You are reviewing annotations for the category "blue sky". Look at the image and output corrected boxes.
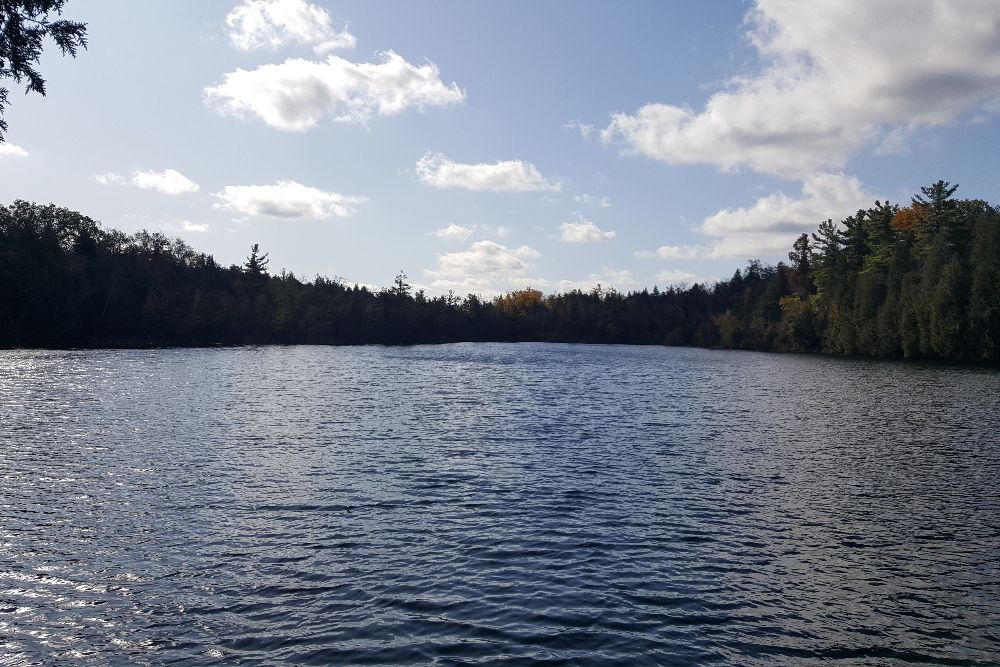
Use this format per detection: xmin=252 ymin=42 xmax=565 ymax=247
xmin=2 ymin=0 xmax=999 ymax=295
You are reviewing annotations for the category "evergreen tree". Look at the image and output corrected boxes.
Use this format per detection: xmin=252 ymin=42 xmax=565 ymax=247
xmin=243 ymin=243 xmax=269 ymax=276
xmin=1 ymin=182 xmax=997 ymax=361
xmin=0 ymin=0 xmax=87 ymax=140
xmin=391 ymin=270 xmax=411 ymax=298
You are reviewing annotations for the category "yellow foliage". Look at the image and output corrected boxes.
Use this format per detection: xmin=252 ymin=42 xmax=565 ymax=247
xmin=494 ymin=288 xmax=545 ymax=315
xmin=712 ymin=310 xmax=741 ymax=348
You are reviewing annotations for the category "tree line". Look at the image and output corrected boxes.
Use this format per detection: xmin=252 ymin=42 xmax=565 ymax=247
xmin=1 ymin=180 xmax=998 ymax=360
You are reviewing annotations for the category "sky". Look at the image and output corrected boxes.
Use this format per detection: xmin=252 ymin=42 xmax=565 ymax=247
xmin=2 ymin=0 xmax=1000 ymax=296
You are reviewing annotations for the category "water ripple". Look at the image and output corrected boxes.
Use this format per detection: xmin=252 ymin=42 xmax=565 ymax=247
xmin=1 ymin=344 xmax=998 ymax=664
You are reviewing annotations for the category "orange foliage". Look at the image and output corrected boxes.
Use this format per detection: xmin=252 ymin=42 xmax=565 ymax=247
xmin=891 ymin=204 xmax=925 ymax=233
xmin=494 ymin=288 xmax=545 ymax=315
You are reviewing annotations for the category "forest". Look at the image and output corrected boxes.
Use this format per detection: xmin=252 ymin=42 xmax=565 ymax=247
xmin=1 ymin=181 xmax=998 ymax=361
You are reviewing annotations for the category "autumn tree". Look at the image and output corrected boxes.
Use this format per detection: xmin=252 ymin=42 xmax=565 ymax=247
xmin=495 ymin=288 xmax=544 ymax=316
xmin=891 ymin=205 xmax=924 ymax=235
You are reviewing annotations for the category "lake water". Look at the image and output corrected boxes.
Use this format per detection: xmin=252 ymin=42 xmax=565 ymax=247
xmin=1 ymin=344 xmax=998 ymax=665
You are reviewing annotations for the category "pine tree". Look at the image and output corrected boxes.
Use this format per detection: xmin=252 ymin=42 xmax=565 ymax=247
xmin=243 ymin=243 xmax=269 ymax=276
xmin=0 ymin=1 xmax=87 ymax=140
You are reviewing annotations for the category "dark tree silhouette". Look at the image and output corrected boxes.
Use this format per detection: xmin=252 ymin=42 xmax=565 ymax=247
xmin=787 ymin=233 xmax=811 ymax=297
xmin=0 ymin=0 xmax=87 ymax=140
xmin=788 ymin=233 xmax=810 ymax=274
xmin=243 ymin=243 xmax=269 ymax=276
xmin=391 ymin=271 xmax=411 ymax=298
xmin=1 ymin=182 xmax=999 ymax=360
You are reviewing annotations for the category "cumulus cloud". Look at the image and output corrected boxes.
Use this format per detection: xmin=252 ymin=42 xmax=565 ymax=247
xmin=161 ymin=220 xmax=211 ymax=234
xmin=603 ymin=0 xmax=1000 ymax=177
xmin=559 ymin=214 xmax=616 ymax=243
xmin=637 ymin=172 xmax=873 ymax=260
xmin=226 ymin=0 xmax=356 ymax=54
xmin=94 ymin=171 xmax=124 ymax=185
xmin=574 ymin=193 xmax=612 ymax=208
xmin=431 ymin=223 xmax=475 ymax=240
xmin=422 ymin=261 xmax=646 ymax=298
xmin=551 ymin=268 xmax=640 ymax=294
xmin=205 ymin=51 xmax=465 ymax=130
xmin=701 ymin=172 xmax=870 ymax=237
xmin=655 ymin=269 xmax=701 ymax=286
xmin=179 ymin=221 xmax=210 ymax=233
xmin=636 ymin=244 xmax=705 ymax=260
xmin=434 ymin=240 xmax=539 ymax=274
xmin=424 ymin=240 xmax=540 ymax=293
xmin=132 ymin=169 xmax=200 ymax=195
xmin=0 ymin=143 xmax=28 ymax=158
xmin=415 ymin=152 xmax=561 ymax=192
xmin=695 ymin=172 xmax=873 ymax=258
xmin=703 ymin=234 xmax=806 ymax=260
xmin=214 ymin=180 xmax=367 ymax=218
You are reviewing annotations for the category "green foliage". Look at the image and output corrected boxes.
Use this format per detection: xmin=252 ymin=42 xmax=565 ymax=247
xmin=777 ymin=295 xmax=816 ymax=351
xmin=243 ymin=243 xmax=269 ymax=276
xmin=1 ymin=182 xmax=998 ymax=361
xmin=0 ymin=0 xmax=87 ymax=139
xmin=969 ymin=211 xmax=1000 ymax=359
xmin=805 ymin=182 xmax=999 ymax=361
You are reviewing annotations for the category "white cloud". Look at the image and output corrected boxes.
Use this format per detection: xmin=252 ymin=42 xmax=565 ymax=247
xmin=179 ymin=221 xmax=210 ymax=233
xmin=431 ymin=223 xmax=475 ymax=240
xmin=420 ymin=276 xmax=489 ymax=295
xmin=226 ymin=0 xmax=356 ymax=55
xmin=94 ymin=171 xmax=124 ymax=185
xmin=655 ymin=269 xmax=701 ymax=286
xmin=424 ymin=240 xmax=540 ymax=293
xmin=132 ymin=169 xmax=200 ymax=195
xmin=574 ymin=193 xmax=612 ymax=208
xmin=698 ymin=172 xmax=872 ymax=258
xmin=95 ymin=169 xmax=199 ymax=195
xmin=415 ymin=152 xmax=561 ymax=192
xmin=341 ymin=279 xmax=382 ymax=292
xmin=161 ymin=220 xmax=211 ymax=234
xmin=214 ymin=180 xmax=367 ymax=218
xmin=703 ymin=234 xmax=804 ymax=260
xmin=701 ymin=172 xmax=870 ymax=236
xmin=559 ymin=214 xmax=616 ymax=243
xmin=422 ymin=262 xmax=646 ymax=298
xmin=636 ymin=244 xmax=705 ymax=260
xmin=563 ymin=120 xmax=597 ymax=141
xmin=552 ymin=268 xmax=640 ymax=293
xmin=603 ymin=0 xmax=1000 ymax=178
xmin=0 ymin=143 xmax=28 ymax=158
xmin=205 ymin=51 xmax=465 ymax=130
xmin=637 ymin=172 xmax=873 ymax=261
xmin=434 ymin=240 xmax=539 ymax=274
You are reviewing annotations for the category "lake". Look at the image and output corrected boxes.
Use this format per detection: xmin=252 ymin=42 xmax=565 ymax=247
xmin=1 ymin=344 xmax=998 ymax=665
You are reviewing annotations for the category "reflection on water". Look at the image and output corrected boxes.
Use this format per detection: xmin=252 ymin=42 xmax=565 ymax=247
xmin=1 ymin=344 xmax=998 ymax=664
